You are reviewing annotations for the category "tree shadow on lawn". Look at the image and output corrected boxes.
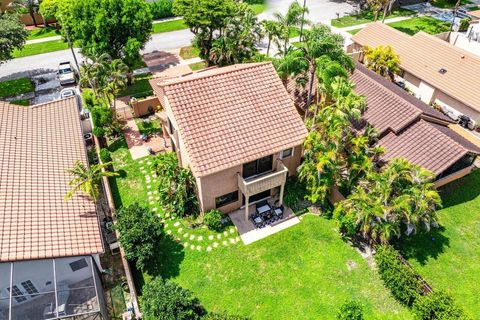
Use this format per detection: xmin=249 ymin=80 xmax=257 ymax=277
xmin=394 ymin=226 xmax=450 ymax=266
xmin=437 ymin=171 xmax=480 ymax=209
xmin=133 ymin=235 xmax=185 ymax=294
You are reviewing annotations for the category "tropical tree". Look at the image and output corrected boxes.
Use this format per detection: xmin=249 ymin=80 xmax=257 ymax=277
xmin=366 ymin=0 xmax=384 ymax=22
xmin=65 ymin=160 xmax=118 ymax=202
xmin=333 ymin=158 xmax=441 ymax=244
xmin=51 ymin=0 xmax=152 ymax=70
xmin=115 ymin=203 xmax=164 ymax=271
xmin=299 ymin=78 xmax=382 ymax=204
xmin=273 ymin=47 xmax=309 ymax=85
xmin=208 ymin=2 xmax=262 ymax=66
xmin=105 ymin=59 xmax=129 ymax=109
xmin=154 ymin=152 xmax=199 ymax=218
xmin=363 ymin=45 xmax=400 ymax=81
xmin=174 ymin=0 xmax=235 ymax=65
xmin=0 ymin=13 xmax=28 ymax=64
xmin=262 ymin=20 xmax=281 ymax=56
xmin=272 ymin=1 xmax=308 ymax=56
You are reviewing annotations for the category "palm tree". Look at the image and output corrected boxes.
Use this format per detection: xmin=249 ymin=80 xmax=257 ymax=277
xmin=261 ymin=20 xmax=281 ymax=56
xmin=65 ymin=160 xmax=118 ymax=203
xmin=272 ymin=47 xmax=309 ymax=86
xmin=273 ymin=1 xmax=308 ymax=56
xmin=363 ymin=45 xmax=400 ymax=82
xmin=105 ymin=59 xmax=128 ymax=110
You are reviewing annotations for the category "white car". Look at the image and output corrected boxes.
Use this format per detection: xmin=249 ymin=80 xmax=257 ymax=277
xmin=58 ymin=62 xmax=76 ymax=85
xmin=60 ymin=88 xmax=77 ymax=99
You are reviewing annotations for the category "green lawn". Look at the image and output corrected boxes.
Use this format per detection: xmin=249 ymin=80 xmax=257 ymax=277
xmin=152 ymin=19 xmax=188 ymax=34
xmin=179 ymin=46 xmax=200 ymax=60
xmin=348 ymin=28 xmax=362 ymax=35
xmin=397 ymin=170 xmax=480 ymax=317
xmin=13 ymin=39 xmax=69 ymax=58
xmin=135 ymin=118 xmax=163 ymax=136
xmin=108 ymin=138 xmax=411 ymax=319
xmin=0 ymin=77 xmax=34 ymax=98
xmin=188 ymin=61 xmax=206 ymax=71
xmin=117 ymin=74 xmax=153 ymax=98
xmin=431 ymin=0 xmax=471 ymax=8
xmin=27 ymin=26 xmax=61 ymax=40
xmin=331 ymin=8 xmax=414 ymax=28
xmin=388 ymin=16 xmax=451 ymax=35
xmin=250 ymin=3 xmax=267 ymax=15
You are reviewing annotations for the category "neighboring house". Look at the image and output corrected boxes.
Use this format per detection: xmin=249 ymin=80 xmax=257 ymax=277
xmin=351 ymin=64 xmax=480 ymax=187
xmin=347 ymin=23 xmax=480 ymax=124
xmin=149 ymin=63 xmax=307 ymax=219
xmin=0 ymin=98 xmax=107 ymax=320
xmin=447 ymin=20 xmax=480 ymax=57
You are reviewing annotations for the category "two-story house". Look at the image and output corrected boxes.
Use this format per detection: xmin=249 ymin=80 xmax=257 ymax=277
xmin=149 ymin=62 xmax=308 ymax=220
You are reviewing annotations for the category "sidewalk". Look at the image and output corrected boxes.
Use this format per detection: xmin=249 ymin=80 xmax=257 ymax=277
xmin=26 ymin=35 xmax=62 ymax=45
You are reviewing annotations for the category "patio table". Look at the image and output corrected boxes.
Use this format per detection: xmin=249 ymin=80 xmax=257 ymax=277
xmin=257 ymin=204 xmax=271 ymax=215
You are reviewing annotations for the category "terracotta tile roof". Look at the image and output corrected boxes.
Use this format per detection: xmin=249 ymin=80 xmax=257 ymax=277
xmin=150 ymin=62 xmax=307 ymax=177
xmin=351 ymin=23 xmax=480 ymax=113
xmin=351 ymin=63 xmax=453 ymax=136
xmin=379 ymin=120 xmax=474 ymax=175
xmin=0 ymin=98 xmax=103 ymax=262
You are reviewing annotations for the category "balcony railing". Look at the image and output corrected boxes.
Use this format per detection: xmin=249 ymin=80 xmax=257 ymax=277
xmin=237 ymin=161 xmax=288 ymax=197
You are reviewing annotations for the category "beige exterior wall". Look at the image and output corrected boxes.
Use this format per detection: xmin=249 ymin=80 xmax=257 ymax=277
xmin=434 ymin=91 xmax=480 ymax=122
xmin=131 ymin=96 xmax=160 ymax=117
xmin=196 ymin=144 xmax=303 ymax=214
xmin=434 ymin=165 xmax=476 ymax=188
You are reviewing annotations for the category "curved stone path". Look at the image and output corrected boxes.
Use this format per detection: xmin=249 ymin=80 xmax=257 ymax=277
xmin=138 ymin=158 xmax=241 ymax=252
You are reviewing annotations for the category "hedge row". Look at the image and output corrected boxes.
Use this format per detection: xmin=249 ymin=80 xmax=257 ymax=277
xmin=375 ymin=245 xmax=471 ymax=319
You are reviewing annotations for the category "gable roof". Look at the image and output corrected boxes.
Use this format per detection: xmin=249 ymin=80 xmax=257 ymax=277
xmin=350 ymin=65 xmax=480 ymax=176
xmin=469 ymin=9 xmax=480 ymax=19
xmin=351 ymin=63 xmax=453 ymax=136
xmin=351 ymin=23 xmax=480 ymax=113
xmin=150 ymin=62 xmax=307 ymax=177
xmin=0 ymin=98 xmax=103 ymax=262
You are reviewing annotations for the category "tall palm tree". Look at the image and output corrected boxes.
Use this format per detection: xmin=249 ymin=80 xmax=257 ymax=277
xmin=273 ymin=1 xmax=309 ymax=56
xmin=105 ymin=59 xmax=128 ymax=110
xmin=272 ymin=47 xmax=309 ymax=86
xmin=65 ymin=160 xmax=118 ymax=203
xmin=261 ymin=20 xmax=281 ymax=56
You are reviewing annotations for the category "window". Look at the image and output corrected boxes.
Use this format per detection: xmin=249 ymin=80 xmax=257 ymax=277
xmin=215 ymin=191 xmax=239 ymax=208
xmin=7 ymin=286 xmax=27 ymax=303
xmin=242 ymin=155 xmax=273 ymax=178
xmin=280 ymin=148 xmax=293 ymax=159
xmin=21 ymin=281 xmax=38 ymax=297
xmin=69 ymin=258 xmax=88 ymax=272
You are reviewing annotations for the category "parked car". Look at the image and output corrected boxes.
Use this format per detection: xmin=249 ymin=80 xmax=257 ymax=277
xmin=60 ymin=88 xmax=76 ymax=99
xmin=57 ymin=62 xmax=76 ymax=85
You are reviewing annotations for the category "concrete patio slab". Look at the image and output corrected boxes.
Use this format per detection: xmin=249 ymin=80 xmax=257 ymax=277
xmin=229 ymin=205 xmax=300 ymax=245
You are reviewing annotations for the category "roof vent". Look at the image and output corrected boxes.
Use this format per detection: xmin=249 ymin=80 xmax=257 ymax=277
xmin=438 ymin=68 xmax=447 ymax=74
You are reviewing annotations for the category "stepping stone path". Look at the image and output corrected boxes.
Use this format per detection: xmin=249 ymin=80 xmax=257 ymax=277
xmin=142 ymin=161 xmax=241 ymax=252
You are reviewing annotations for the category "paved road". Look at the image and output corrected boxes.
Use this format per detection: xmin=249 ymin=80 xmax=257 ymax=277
xmin=0 ymin=0 xmax=355 ymax=79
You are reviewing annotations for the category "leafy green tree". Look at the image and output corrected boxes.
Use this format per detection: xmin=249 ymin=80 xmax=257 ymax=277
xmin=0 ymin=13 xmax=28 ymax=64
xmin=208 ymin=2 xmax=262 ymax=66
xmin=56 ymin=0 xmax=152 ymax=69
xmin=334 ymin=159 xmax=441 ymax=244
xmin=413 ymin=291 xmax=471 ymax=320
xmin=154 ymin=152 xmax=199 ymax=217
xmin=115 ymin=203 xmax=164 ymax=271
xmin=174 ymin=0 xmax=235 ymax=65
xmin=38 ymin=0 xmax=61 ymax=20
xmin=336 ymin=300 xmax=364 ymax=320
xmin=363 ymin=45 xmax=400 ymax=81
xmin=65 ymin=160 xmax=118 ymax=202
xmin=142 ymin=277 xmax=204 ymax=320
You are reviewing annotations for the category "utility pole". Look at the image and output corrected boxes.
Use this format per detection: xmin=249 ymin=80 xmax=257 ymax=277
xmin=299 ymin=0 xmax=307 ymax=42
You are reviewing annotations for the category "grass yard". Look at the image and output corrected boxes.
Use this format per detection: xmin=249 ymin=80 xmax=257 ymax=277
xmin=331 ymin=8 xmax=414 ymax=28
xmin=348 ymin=28 xmax=362 ymax=35
xmin=188 ymin=61 xmax=206 ymax=71
xmin=27 ymin=26 xmax=61 ymax=40
xmin=117 ymin=74 xmax=153 ymax=98
xmin=0 ymin=77 xmax=34 ymax=98
xmin=388 ymin=16 xmax=451 ymax=35
xmin=152 ymin=19 xmax=188 ymax=34
xmin=397 ymin=170 xmax=480 ymax=317
xmin=250 ymin=3 xmax=267 ymax=15
xmin=13 ymin=39 xmax=69 ymax=58
xmin=179 ymin=46 xmax=200 ymax=59
xmin=108 ymin=138 xmax=411 ymax=319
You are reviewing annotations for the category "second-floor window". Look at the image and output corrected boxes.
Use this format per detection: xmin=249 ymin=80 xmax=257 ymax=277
xmin=243 ymin=155 xmax=273 ymax=179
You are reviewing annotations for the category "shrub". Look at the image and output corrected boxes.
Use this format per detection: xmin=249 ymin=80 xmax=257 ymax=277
xmin=336 ymin=300 xmax=364 ymax=320
xmin=283 ymin=176 xmax=307 ymax=211
xmin=115 ymin=203 xmax=164 ymax=271
xmin=374 ymin=245 xmax=424 ymax=307
xmin=99 ymin=148 xmax=112 ymax=164
xmin=142 ymin=277 xmax=204 ymax=320
xmin=204 ymin=209 xmax=223 ymax=231
xmin=154 ymin=152 xmax=199 ymax=217
xmin=458 ymin=18 xmax=470 ymax=32
xmin=413 ymin=291 xmax=471 ymax=320
xmin=334 ymin=211 xmax=358 ymax=239
xmin=150 ymin=0 xmax=174 ymax=19
xmin=203 ymin=313 xmax=250 ymax=320
xmin=82 ymin=89 xmax=97 ymax=109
